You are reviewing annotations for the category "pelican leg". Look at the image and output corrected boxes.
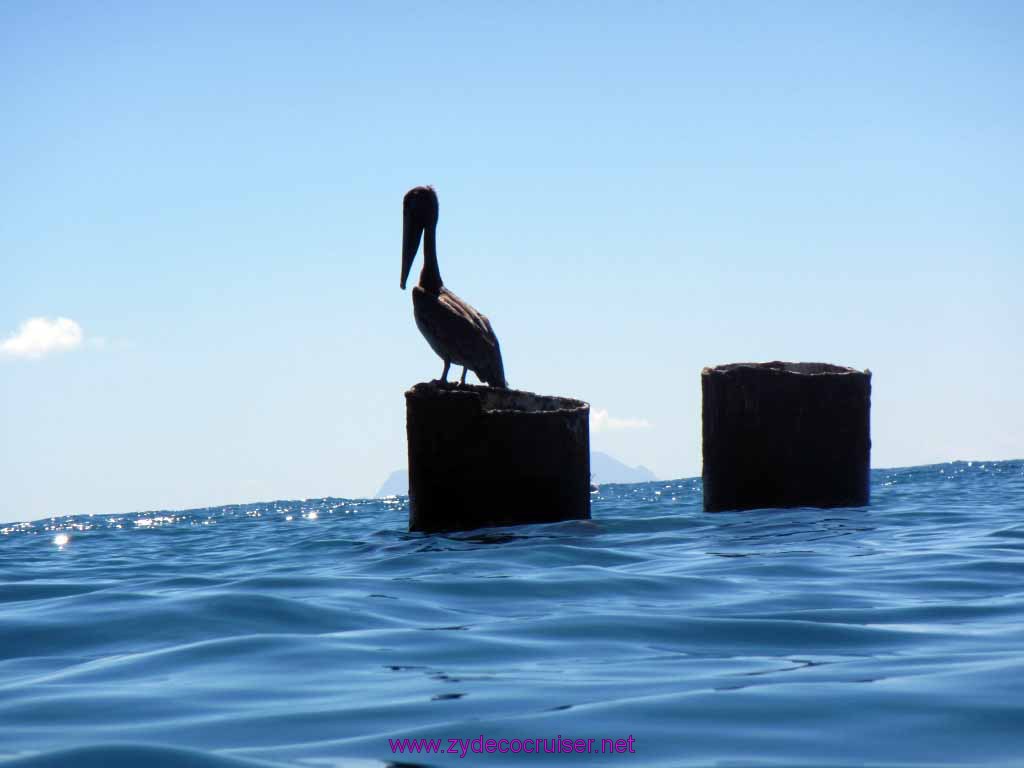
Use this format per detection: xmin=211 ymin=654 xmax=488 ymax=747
xmin=460 ymin=367 xmax=468 ymax=386
xmin=440 ymin=360 xmax=450 ymax=383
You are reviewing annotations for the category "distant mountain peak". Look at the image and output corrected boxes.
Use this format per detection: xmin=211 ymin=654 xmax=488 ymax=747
xmin=375 ymin=469 xmax=409 ymax=498
xmin=589 ymin=451 xmax=657 ymax=485
xmin=375 ymin=451 xmax=656 ymax=497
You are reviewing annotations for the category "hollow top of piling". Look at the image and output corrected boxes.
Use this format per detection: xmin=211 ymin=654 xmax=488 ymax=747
xmin=405 ymin=381 xmax=589 ymax=415
xmin=702 ymin=361 xmax=870 ymax=377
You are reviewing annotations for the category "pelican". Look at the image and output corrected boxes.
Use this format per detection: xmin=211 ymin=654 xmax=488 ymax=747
xmin=400 ymin=186 xmax=507 ymax=388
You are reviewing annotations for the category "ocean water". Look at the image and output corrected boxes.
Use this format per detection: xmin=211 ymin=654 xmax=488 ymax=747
xmin=2 ymin=461 xmax=1023 ymax=768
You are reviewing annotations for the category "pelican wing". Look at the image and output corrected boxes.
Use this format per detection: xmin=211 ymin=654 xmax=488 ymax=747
xmin=440 ymin=288 xmax=498 ymax=342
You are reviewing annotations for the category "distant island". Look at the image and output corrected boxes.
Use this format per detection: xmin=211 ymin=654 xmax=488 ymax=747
xmin=375 ymin=451 xmax=657 ymax=497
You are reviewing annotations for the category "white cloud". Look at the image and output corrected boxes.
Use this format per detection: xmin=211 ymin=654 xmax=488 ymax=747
xmin=1 ymin=317 xmax=85 ymax=359
xmin=590 ymin=408 xmax=652 ymax=433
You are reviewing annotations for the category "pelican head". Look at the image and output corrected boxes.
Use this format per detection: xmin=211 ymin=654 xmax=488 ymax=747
xmin=401 ymin=185 xmax=439 ymax=290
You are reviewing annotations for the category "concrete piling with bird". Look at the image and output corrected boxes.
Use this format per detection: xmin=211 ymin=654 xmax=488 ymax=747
xmin=405 ymin=382 xmax=591 ymax=533
xmin=400 ymin=186 xmax=592 ymax=532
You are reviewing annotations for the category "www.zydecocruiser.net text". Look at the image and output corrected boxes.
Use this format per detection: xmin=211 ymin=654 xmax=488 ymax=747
xmin=389 ymin=734 xmax=637 ymax=757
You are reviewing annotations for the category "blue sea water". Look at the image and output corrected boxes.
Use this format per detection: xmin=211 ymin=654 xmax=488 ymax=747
xmin=2 ymin=461 xmax=1023 ymax=768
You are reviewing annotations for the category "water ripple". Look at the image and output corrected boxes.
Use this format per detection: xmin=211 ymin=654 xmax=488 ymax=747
xmin=1 ymin=460 xmax=1023 ymax=766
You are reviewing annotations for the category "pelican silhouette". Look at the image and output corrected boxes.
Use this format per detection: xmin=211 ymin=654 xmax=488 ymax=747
xmin=400 ymin=186 xmax=507 ymax=388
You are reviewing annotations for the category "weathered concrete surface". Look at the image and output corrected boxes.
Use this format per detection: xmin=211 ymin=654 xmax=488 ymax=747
xmin=702 ymin=362 xmax=871 ymax=512
xmin=406 ymin=382 xmax=591 ymax=532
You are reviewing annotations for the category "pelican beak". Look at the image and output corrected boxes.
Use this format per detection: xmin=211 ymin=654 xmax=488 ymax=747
xmin=401 ymin=211 xmax=422 ymax=290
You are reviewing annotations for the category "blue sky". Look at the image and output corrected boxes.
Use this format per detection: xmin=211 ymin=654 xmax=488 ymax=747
xmin=2 ymin=2 xmax=1021 ymax=521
